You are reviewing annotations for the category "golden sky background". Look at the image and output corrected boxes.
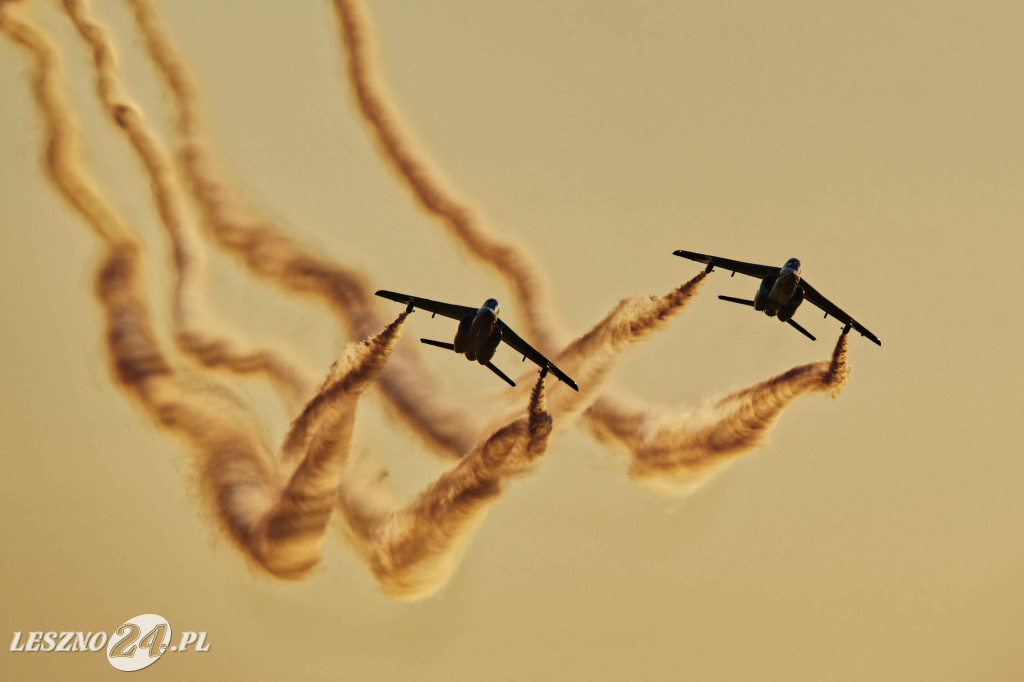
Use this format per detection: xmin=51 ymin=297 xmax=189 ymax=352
xmin=1 ymin=1 xmax=1022 ymax=679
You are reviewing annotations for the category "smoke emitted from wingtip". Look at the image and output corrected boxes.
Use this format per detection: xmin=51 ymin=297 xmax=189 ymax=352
xmin=10 ymin=0 xmax=587 ymax=595
xmin=6 ymin=0 xmax=861 ymax=596
xmin=326 ymin=0 xmax=854 ymax=482
xmin=527 ymin=372 xmax=553 ymax=458
xmin=561 ymin=274 xmax=708 ymax=368
xmin=61 ymin=0 xmax=315 ymax=413
xmin=99 ymin=244 xmax=413 ymax=580
xmin=586 ymin=334 xmax=852 ymax=495
xmin=257 ymin=311 xmax=409 ymax=578
xmin=534 ymin=274 xmax=708 ymax=422
xmin=336 ymin=372 xmax=553 ymax=599
xmin=282 ymin=310 xmax=409 ymax=460
xmin=824 ymin=332 xmax=851 ymax=396
xmin=131 ymin=0 xmax=837 ymax=503
xmin=122 ymin=0 xmax=482 ymax=460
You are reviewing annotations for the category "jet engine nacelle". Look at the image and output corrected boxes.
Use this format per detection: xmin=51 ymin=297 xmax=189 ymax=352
xmin=478 ymin=327 xmax=502 ymax=364
xmin=454 ymin=315 xmax=473 ymax=354
xmin=754 ymin=275 xmax=776 ymax=311
xmin=778 ymin=286 xmax=805 ymax=322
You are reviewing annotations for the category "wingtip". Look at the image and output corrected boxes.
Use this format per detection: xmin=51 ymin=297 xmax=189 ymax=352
xmin=375 ymin=289 xmax=410 ymax=304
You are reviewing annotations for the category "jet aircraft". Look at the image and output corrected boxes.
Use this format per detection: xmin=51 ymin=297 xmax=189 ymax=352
xmin=375 ymin=290 xmax=579 ymax=390
xmin=673 ymin=250 xmax=881 ymax=345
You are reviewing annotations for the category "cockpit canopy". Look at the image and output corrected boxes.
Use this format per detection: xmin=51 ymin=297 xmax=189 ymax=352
xmin=784 ymin=258 xmax=802 ymax=273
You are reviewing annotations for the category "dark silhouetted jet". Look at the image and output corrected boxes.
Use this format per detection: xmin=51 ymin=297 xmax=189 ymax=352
xmin=673 ymin=250 xmax=881 ymax=346
xmin=375 ymin=290 xmax=579 ymax=389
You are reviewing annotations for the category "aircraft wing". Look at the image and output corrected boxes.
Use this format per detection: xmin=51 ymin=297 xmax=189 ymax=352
xmin=495 ymin=319 xmax=579 ymax=391
xmin=799 ymin=280 xmax=882 ymax=346
xmin=375 ymin=290 xmax=477 ymax=321
xmin=673 ymin=250 xmax=779 ymax=279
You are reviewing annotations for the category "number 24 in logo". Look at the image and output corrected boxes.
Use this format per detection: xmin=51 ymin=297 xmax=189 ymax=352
xmin=107 ymin=614 xmax=208 ymax=672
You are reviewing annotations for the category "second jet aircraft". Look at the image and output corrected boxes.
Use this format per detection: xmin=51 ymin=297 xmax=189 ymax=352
xmin=376 ymin=290 xmax=579 ymax=390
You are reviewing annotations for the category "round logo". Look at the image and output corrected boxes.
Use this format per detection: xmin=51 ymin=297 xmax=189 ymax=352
xmin=106 ymin=614 xmax=172 ymax=672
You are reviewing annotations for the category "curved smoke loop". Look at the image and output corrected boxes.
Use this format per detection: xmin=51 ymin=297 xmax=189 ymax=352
xmin=0 ymin=0 xmax=849 ymax=598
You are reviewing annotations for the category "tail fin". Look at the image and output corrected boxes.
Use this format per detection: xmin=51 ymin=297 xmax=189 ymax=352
xmin=718 ymin=295 xmax=756 ymax=307
xmin=485 ymin=362 xmax=516 ymax=387
xmin=420 ymin=339 xmax=456 ymax=351
xmin=786 ymin=319 xmax=817 ymax=341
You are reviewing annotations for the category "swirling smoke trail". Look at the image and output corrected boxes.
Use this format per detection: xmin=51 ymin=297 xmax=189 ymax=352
xmin=1 ymin=0 xmax=855 ymax=597
xmin=591 ymin=334 xmax=850 ymax=494
xmin=61 ymin=0 xmax=315 ymax=413
xmin=329 ymin=0 xmax=852 ymax=488
xmin=1 ymin=0 xmax=557 ymax=595
xmin=122 ymin=0 xmax=483 ymax=458
xmin=337 ymin=375 xmax=552 ymax=599
xmin=0 ymin=0 xmax=416 ymax=579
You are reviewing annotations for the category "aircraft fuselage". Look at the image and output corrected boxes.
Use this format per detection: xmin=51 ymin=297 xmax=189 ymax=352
xmin=453 ymin=299 xmax=502 ymax=364
xmin=754 ymin=258 xmax=804 ymax=322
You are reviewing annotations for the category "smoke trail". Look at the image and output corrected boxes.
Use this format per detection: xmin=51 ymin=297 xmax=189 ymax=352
xmin=533 ymin=274 xmax=708 ymax=423
xmin=282 ymin=311 xmax=408 ymax=461
xmin=587 ymin=334 xmax=851 ymax=494
xmin=6 ymin=4 xmax=558 ymax=591
xmin=330 ymin=0 xmax=562 ymax=352
xmin=555 ymin=275 xmax=708 ymax=376
xmin=0 ymin=1 xmax=406 ymax=580
xmin=129 ymin=0 xmax=829 ymax=491
xmin=261 ymin=312 xmax=409 ymax=577
xmin=4 ymin=0 xmax=863 ymax=595
xmin=336 ymin=373 xmax=552 ymax=599
xmin=823 ymin=330 xmax=851 ymax=395
xmin=329 ymin=0 xmax=856 ymax=481
xmin=121 ymin=0 xmax=481 ymax=459
xmin=61 ymin=0 xmax=315 ymax=412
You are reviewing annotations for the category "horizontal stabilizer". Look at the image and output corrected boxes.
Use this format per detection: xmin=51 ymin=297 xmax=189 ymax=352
xmin=420 ymin=338 xmax=456 ymax=351
xmin=787 ymin=319 xmax=816 ymax=341
xmin=486 ymin=362 xmax=516 ymax=387
xmin=718 ymin=295 xmax=756 ymax=307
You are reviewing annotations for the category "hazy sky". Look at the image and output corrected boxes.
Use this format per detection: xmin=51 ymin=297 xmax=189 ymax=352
xmin=1 ymin=1 xmax=1022 ymax=680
